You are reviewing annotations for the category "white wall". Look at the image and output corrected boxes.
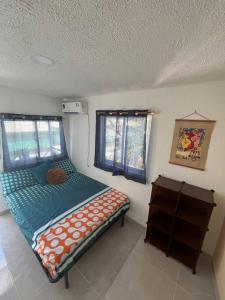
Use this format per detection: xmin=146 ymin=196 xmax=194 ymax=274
xmin=214 ymin=217 xmax=225 ymax=300
xmin=69 ymin=80 xmax=225 ymax=256
xmin=0 ymin=86 xmax=60 ymax=115
xmin=0 ymin=85 xmax=61 ymax=212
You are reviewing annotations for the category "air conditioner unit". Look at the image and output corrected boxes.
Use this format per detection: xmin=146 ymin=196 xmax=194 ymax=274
xmin=62 ymin=101 xmax=88 ymax=114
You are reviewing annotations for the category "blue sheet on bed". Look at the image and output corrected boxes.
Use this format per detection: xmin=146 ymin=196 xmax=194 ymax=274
xmin=5 ymin=172 xmax=107 ymax=245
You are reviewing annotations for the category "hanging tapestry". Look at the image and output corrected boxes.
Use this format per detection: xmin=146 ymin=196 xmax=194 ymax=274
xmin=169 ymin=119 xmax=215 ymax=170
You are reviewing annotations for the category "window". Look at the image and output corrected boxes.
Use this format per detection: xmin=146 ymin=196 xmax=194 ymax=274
xmin=94 ymin=110 xmax=152 ymax=184
xmin=1 ymin=114 xmax=67 ymax=171
xmin=105 ymin=116 xmax=117 ymax=162
xmin=37 ymin=121 xmax=62 ymax=158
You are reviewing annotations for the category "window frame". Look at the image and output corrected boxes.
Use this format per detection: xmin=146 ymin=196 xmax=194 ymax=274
xmin=94 ymin=110 xmax=152 ymax=184
xmin=0 ymin=113 xmax=68 ymax=171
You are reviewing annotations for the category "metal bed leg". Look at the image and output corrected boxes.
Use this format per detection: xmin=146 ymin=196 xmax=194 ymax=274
xmin=65 ymin=272 xmax=69 ymax=289
xmin=121 ymin=214 xmax=125 ymax=227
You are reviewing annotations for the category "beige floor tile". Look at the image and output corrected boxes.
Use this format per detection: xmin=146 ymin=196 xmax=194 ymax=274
xmin=194 ymin=293 xmax=216 ymax=300
xmin=0 ymin=264 xmax=17 ymax=300
xmin=106 ymin=279 xmax=140 ymax=300
xmin=133 ymin=233 xmax=181 ymax=281
xmin=174 ymin=284 xmax=216 ymax=300
xmin=77 ymin=236 xmax=126 ymax=296
xmin=0 ymin=286 xmax=19 ymax=300
xmin=0 ymin=215 xmax=27 ymax=252
xmin=0 ymin=246 xmax=7 ymax=270
xmin=177 ymin=254 xmax=215 ymax=298
xmin=174 ymin=285 xmax=198 ymax=300
xmin=33 ymin=268 xmax=101 ymax=300
xmin=3 ymin=244 xmax=38 ymax=281
xmin=13 ymin=259 xmax=48 ymax=300
xmin=107 ymin=247 xmax=176 ymax=300
xmin=0 ymin=219 xmax=48 ymax=300
xmin=103 ymin=217 xmax=144 ymax=256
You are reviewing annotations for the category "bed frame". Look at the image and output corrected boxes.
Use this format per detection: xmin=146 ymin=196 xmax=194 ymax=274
xmin=34 ymin=212 xmax=126 ymax=289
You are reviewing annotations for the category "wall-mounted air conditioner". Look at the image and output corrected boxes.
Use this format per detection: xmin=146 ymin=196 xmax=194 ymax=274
xmin=62 ymin=100 xmax=88 ymax=114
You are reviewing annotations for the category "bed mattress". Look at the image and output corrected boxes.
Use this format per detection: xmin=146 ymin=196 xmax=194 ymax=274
xmin=5 ymin=171 xmax=130 ymax=281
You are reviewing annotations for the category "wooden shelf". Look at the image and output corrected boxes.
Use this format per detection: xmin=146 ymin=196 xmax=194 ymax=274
xmin=148 ymin=227 xmax=169 ymax=253
xmin=176 ymin=206 xmax=208 ymax=230
xmin=173 ymin=221 xmax=203 ymax=250
xmin=149 ymin=211 xmax=172 ymax=235
xmin=145 ymin=175 xmax=215 ymax=274
xmin=153 ymin=176 xmax=183 ymax=192
xmin=151 ymin=195 xmax=177 ymax=215
xmin=170 ymin=240 xmax=197 ymax=270
xmin=176 ymin=194 xmax=212 ymax=230
xmin=181 ymin=183 xmax=214 ymax=204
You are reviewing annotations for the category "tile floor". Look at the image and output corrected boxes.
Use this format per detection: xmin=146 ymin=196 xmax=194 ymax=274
xmin=0 ymin=213 xmax=217 ymax=300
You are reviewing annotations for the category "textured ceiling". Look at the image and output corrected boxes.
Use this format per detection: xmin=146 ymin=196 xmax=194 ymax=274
xmin=0 ymin=0 xmax=225 ymax=97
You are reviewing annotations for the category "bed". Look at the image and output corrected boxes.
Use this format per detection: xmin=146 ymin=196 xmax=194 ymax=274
xmin=0 ymin=159 xmax=130 ymax=288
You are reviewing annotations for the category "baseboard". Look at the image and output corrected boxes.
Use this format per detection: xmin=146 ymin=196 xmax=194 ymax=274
xmin=125 ymin=214 xmax=145 ymax=230
xmin=212 ymin=262 xmax=221 ymax=300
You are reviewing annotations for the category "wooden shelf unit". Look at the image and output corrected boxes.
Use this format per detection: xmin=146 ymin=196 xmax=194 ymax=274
xmin=145 ymin=175 xmax=216 ymax=274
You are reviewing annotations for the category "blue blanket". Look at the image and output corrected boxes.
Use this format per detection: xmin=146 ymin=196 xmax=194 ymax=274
xmin=5 ymin=172 xmax=107 ymax=245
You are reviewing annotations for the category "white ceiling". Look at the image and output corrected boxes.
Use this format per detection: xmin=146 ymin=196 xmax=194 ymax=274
xmin=0 ymin=0 xmax=225 ymax=98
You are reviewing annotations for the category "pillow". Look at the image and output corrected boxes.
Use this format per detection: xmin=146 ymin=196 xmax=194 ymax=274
xmin=0 ymin=169 xmax=37 ymax=196
xmin=30 ymin=161 xmax=52 ymax=185
xmin=46 ymin=168 xmax=68 ymax=185
xmin=53 ymin=159 xmax=76 ymax=175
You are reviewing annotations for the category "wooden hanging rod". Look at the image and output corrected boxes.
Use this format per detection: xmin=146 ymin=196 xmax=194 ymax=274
xmin=175 ymin=119 xmax=216 ymax=123
xmin=96 ymin=110 xmax=156 ymax=116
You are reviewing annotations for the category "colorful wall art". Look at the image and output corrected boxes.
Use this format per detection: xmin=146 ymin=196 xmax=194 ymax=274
xmin=170 ymin=119 xmax=215 ymax=170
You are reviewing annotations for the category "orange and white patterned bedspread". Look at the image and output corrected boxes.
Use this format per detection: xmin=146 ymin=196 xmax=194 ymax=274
xmin=32 ymin=188 xmax=129 ymax=279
